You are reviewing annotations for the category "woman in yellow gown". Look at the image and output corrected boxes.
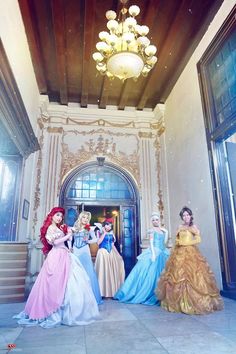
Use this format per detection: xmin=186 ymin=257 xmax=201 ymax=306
xmin=156 ymin=206 xmax=223 ymax=314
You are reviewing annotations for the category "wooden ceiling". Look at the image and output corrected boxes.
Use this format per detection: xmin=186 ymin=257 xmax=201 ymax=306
xmin=18 ymin=0 xmax=223 ymax=110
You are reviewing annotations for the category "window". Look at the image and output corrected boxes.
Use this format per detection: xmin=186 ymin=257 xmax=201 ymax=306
xmin=67 ymin=167 xmax=133 ymax=201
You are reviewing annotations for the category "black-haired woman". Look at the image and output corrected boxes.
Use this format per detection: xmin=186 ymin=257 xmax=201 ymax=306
xmin=95 ymin=220 xmax=125 ymax=297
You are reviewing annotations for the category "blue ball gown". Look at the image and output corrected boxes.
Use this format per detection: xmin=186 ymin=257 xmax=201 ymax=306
xmin=73 ymin=229 xmax=103 ymax=304
xmin=114 ymin=230 xmax=169 ymax=305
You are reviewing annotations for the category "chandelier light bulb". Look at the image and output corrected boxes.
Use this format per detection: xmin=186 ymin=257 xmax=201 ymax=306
xmin=129 ymin=5 xmax=140 ymax=17
xmin=99 ymin=31 xmax=110 ymax=41
xmin=106 ymin=10 xmax=117 ymax=20
xmin=140 ymin=25 xmax=149 ymax=36
xmin=92 ymin=52 xmax=104 ymax=62
xmin=125 ymin=17 xmax=137 ymax=28
xmin=123 ymin=32 xmax=135 ymax=44
xmin=145 ymin=45 xmax=157 ymax=56
xmin=108 ymin=34 xmax=118 ymax=46
xmin=147 ymin=56 xmax=158 ymax=65
xmin=107 ymin=19 xmax=119 ymax=31
xmin=137 ymin=36 xmax=150 ymax=48
xmin=135 ymin=24 xmax=141 ymax=33
xmin=96 ymin=41 xmax=110 ymax=52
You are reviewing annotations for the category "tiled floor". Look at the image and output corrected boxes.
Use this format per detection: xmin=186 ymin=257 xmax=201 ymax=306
xmin=0 ymin=297 xmax=236 ymax=354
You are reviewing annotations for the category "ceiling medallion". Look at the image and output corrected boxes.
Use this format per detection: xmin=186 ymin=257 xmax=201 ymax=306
xmin=93 ymin=0 xmax=157 ymax=81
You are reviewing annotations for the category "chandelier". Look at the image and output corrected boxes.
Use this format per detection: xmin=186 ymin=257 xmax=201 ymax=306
xmin=92 ymin=0 xmax=157 ymax=81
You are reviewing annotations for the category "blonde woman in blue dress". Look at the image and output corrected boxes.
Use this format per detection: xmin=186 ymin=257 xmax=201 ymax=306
xmin=114 ymin=212 xmax=170 ymax=305
xmin=72 ymin=211 xmax=102 ymax=304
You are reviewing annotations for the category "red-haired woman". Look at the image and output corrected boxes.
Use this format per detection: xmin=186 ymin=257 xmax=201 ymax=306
xmin=14 ymin=207 xmax=100 ymax=327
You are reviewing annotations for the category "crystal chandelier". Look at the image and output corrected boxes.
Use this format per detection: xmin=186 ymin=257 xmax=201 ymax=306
xmin=92 ymin=0 xmax=157 ymax=81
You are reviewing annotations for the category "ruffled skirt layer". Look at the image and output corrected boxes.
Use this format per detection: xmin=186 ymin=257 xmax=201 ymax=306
xmin=156 ymin=245 xmax=224 ymax=314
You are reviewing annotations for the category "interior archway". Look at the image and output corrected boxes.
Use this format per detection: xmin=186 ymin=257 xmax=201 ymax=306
xmin=59 ymin=161 xmax=140 ymax=274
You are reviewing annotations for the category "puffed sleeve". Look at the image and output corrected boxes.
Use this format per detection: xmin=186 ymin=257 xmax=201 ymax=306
xmin=45 ymin=226 xmax=57 ymax=245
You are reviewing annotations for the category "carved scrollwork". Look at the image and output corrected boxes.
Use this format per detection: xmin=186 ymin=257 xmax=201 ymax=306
xmin=32 ymin=128 xmax=44 ymax=238
xmin=154 ymin=136 xmax=164 ymax=222
xmin=60 ymin=131 xmax=140 ymax=189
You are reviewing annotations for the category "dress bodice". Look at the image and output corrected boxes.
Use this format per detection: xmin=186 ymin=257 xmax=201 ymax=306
xmin=153 ymin=231 xmax=166 ymax=251
xmin=179 ymin=230 xmax=193 ymax=242
xmin=99 ymin=233 xmax=114 ymax=253
xmin=73 ymin=229 xmax=91 ymax=249
xmin=177 ymin=228 xmax=201 ymax=246
xmin=45 ymin=227 xmax=67 ymax=249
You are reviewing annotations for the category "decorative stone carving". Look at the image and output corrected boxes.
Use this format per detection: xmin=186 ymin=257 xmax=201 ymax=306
xmin=32 ymin=128 xmax=44 ymax=238
xmin=47 ymin=127 xmax=63 ymax=134
xmin=60 ymin=131 xmax=140 ymax=188
xmin=150 ymin=118 xmax=165 ymax=137
xmin=154 ymin=136 xmax=164 ymax=223
xmin=138 ymin=132 xmax=154 ymax=139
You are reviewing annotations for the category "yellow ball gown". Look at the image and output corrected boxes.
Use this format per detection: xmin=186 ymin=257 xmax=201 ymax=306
xmin=156 ymin=226 xmax=223 ymax=314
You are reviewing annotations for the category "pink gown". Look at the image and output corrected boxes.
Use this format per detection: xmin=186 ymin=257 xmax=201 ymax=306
xmin=14 ymin=226 xmax=100 ymax=327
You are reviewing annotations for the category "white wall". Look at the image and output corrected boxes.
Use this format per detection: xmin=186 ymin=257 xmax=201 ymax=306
xmin=0 ymin=0 xmax=40 ymax=133
xmin=162 ymin=0 xmax=235 ymax=287
xmin=0 ymin=0 xmax=41 ymax=244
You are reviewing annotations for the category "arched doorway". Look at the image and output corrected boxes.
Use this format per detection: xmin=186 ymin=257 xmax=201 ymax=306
xmin=59 ymin=161 xmax=140 ymax=274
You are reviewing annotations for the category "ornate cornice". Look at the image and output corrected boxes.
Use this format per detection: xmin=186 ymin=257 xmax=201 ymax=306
xmin=65 ymin=117 xmax=136 ymax=128
xmin=60 ymin=130 xmax=140 ymax=189
xmin=138 ymin=132 xmax=154 ymax=139
xmin=150 ymin=119 xmax=165 ymax=137
xmin=47 ymin=127 xmax=63 ymax=134
xmin=38 ymin=95 xmax=162 ymax=131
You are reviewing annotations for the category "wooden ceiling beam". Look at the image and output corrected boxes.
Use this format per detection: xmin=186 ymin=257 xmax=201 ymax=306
xmin=51 ymin=0 xmax=68 ymax=105
xmin=81 ymin=0 xmax=96 ymax=108
xmin=18 ymin=0 xmax=47 ymax=93
xmin=99 ymin=76 xmax=113 ymax=109
xmin=118 ymin=80 xmax=131 ymax=110
xmin=159 ymin=0 xmax=225 ymax=103
xmin=137 ymin=0 xmax=187 ymax=110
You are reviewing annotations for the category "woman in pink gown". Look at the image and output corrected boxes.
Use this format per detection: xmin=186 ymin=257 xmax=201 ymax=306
xmin=14 ymin=207 xmax=100 ymax=328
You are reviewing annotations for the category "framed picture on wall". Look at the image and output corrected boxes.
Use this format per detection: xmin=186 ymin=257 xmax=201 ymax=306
xmin=22 ymin=199 xmax=30 ymax=220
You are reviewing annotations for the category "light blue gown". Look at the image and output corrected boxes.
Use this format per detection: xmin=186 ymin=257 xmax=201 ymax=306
xmin=73 ymin=229 xmax=103 ymax=304
xmin=114 ymin=231 xmax=170 ymax=305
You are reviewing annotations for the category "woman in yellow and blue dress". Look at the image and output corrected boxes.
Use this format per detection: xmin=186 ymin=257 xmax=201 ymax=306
xmin=95 ymin=220 xmax=125 ymax=297
xmin=156 ymin=206 xmax=223 ymax=314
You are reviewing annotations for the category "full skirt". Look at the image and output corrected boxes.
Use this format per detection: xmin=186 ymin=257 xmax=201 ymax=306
xmin=95 ymin=247 xmax=125 ymax=297
xmin=73 ymin=245 xmax=102 ymax=304
xmin=156 ymin=245 xmax=224 ymax=314
xmin=14 ymin=252 xmax=100 ymax=327
xmin=114 ymin=247 xmax=169 ymax=305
